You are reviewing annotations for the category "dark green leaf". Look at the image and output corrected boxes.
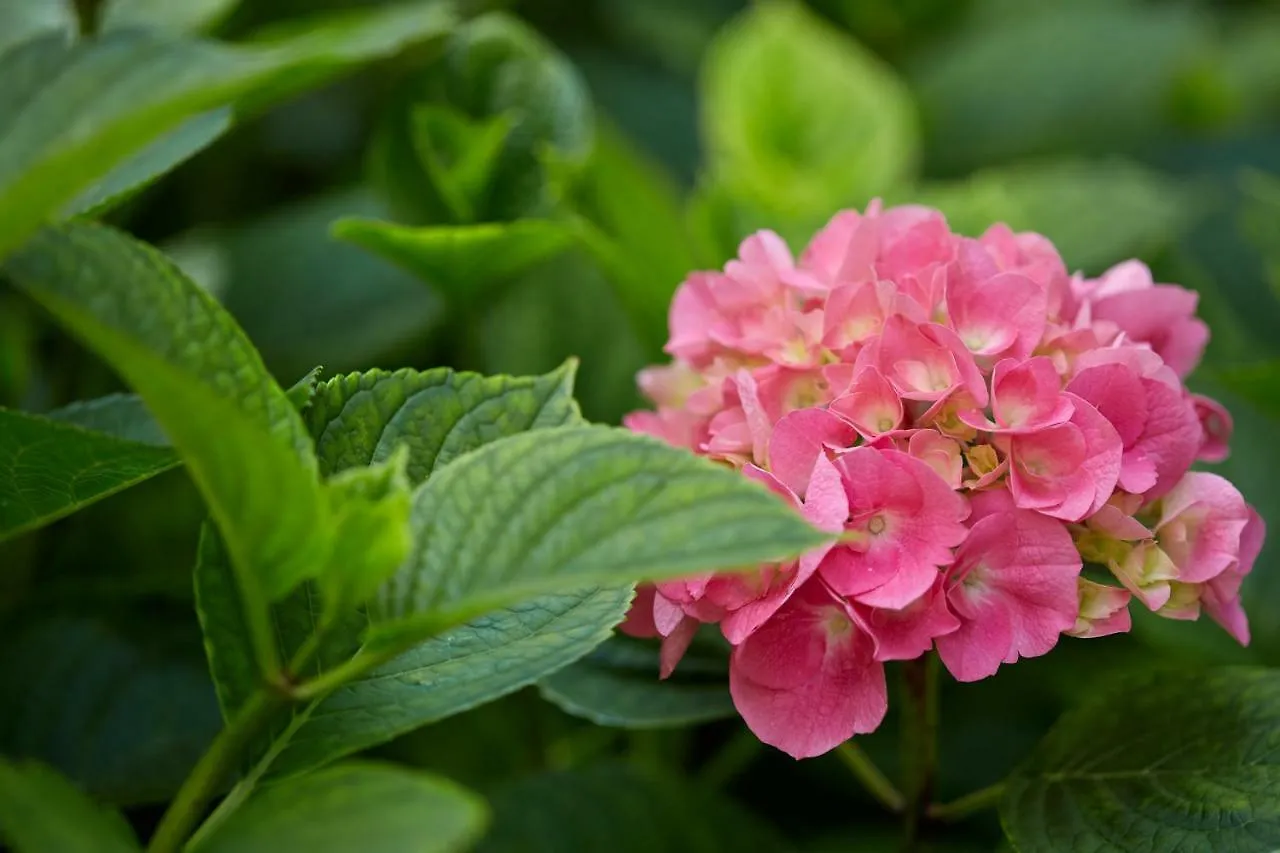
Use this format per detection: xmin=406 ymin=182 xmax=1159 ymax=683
xmin=700 ymin=0 xmax=917 ymax=226
xmin=370 ymin=425 xmax=828 ymax=645
xmin=0 ymin=402 xmax=177 ymax=542
xmin=191 ymin=762 xmax=487 ymax=853
xmin=0 ymin=1 xmax=75 ymax=59
xmin=101 ymin=0 xmax=239 ymax=34
xmin=476 ymin=764 xmax=791 ymax=853
xmin=44 ymin=394 xmax=167 ymax=445
xmin=538 ymin=635 xmax=735 ymax=728
xmin=332 ymin=217 xmax=575 ymax=306
xmin=0 ymin=616 xmax=221 ymax=806
xmin=0 ymin=758 xmax=140 ymax=853
xmin=6 ymin=223 xmax=326 ymax=604
xmin=1214 ymin=361 xmax=1280 ymax=422
xmin=910 ymin=159 xmax=1198 ymax=273
xmin=1001 ymin=668 xmax=1280 ymax=852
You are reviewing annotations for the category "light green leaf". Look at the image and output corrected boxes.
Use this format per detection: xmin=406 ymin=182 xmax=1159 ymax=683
xmin=101 ymin=0 xmax=239 ymax=34
xmin=0 ymin=400 xmax=177 ymax=542
xmin=271 ymin=586 xmax=635 ymax=777
xmin=0 ymin=616 xmax=221 ymax=807
xmin=192 ymin=762 xmax=487 ymax=853
xmin=5 ymin=223 xmax=325 ymax=609
xmin=333 ymin=217 xmax=575 ymax=306
xmin=912 ymin=4 xmax=1208 ymax=173
xmin=538 ymin=635 xmax=735 ymax=728
xmin=64 ymin=109 xmax=232 ymax=218
xmin=700 ymin=0 xmax=917 ymax=227
xmin=0 ymin=758 xmax=140 ymax=853
xmin=371 ymin=426 xmax=828 ymax=645
xmin=0 ymin=0 xmax=75 ymax=59
xmin=410 ymin=106 xmax=513 ymax=223
xmin=304 ymin=361 xmax=581 ymax=481
xmin=475 ymin=764 xmax=790 ymax=853
xmin=1001 ymin=668 xmax=1280 ymax=852
xmin=0 ymin=1 xmax=460 ymax=261
xmin=911 ymin=159 xmax=1197 ymax=273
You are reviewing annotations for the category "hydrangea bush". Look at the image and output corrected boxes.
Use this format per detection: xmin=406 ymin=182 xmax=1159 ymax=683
xmin=623 ymin=202 xmax=1265 ymax=758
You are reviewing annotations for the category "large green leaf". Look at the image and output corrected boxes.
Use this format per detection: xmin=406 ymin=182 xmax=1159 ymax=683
xmin=371 ymin=426 xmax=828 ymax=645
xmin=6 ymin=224 xmax=324 ymax=647
xmin=0 ymin=397 xmax=176 ymax=542
xmin=700 ymin=0 xmax=917 ymax=227
xmin=476 ymin=764 xmax=790 ymax=853
xmin=1001 ymin=668 xmax=1280 ymax=852
xmin=538 ymin=635 xmax=735 ymax=729
xmin=101 ymin=0 xmax=239 ymax=34
xmin=911 ymin=159 xmax=1197 ymax=273
xmin=0 ymin=0 xmax=75 ymax=58
xmin=0 ymin=1 xmax=460 ymax=261
xmin=0 ymin=759 xmax=140 ymax=853
xmin=191 ymin=762 xmax=487 ymax=853
xmin=0 ymin=616 xmax=221 ymax=807
xmin=332 ymin=217 xmax=575 ymax=307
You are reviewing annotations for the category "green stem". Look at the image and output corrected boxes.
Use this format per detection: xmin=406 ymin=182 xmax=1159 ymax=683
xmin=927 ymin=783 xmax=1005 ymax=822
xmin=145 ymin=689 xmax=284 ymax=853
xmin=835 ymin=742 xmax=904 ymax=813
xmin=900 ymin=655 xmax=939 ymax=848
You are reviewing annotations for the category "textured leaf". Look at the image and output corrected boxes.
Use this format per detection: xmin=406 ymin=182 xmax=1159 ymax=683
xmin=1001 ymin=668 xmax=1280 ymax=853
xmin=0 ymin=617 xmax=221 ymax=807
xmin=538 ymin=635 xmax=735 ymax=728
xmin=700 ymin=0 xmax=917 ymax=225
xmin=912 ymin=159 xmax=1197 ymax=273
xmin=0 ymin=401 xmax=177 ymax=542
xmin=333 ymin=217 xmax=575 ymax=306
xmin=0 ymin=0 xmax=75 ymax=59
xmin=0 ymin=2 xmax=460 ymax=261
xmin=372 ymin=426 xmax=828 ymax=644
xmin=476 ymin=764 xmax=790 ymax=853
xmin=0 ymin=759 xmax=140 ymax=853
xmin=43 ymin=394 xmax=167 ymax=445
xmin=64 ymin=109 xmax=232 ymax=218
xmin=304 ymin=361 xmax=581 ymax=481
xmin=101 ymin=0 xmax=239 ymax=33
xmin=192 ymin=762 xmax=487 ymax=853
xmin=271 ymin=586 xmax=635 ymax=777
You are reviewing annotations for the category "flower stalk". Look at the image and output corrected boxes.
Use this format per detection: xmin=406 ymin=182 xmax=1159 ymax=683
xmin=900 ymin=654 xmax=939 ymax=846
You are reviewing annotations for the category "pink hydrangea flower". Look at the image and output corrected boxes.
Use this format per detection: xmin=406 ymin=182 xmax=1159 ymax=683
xmin=621 ymin=201 xmax=1262 ymax=758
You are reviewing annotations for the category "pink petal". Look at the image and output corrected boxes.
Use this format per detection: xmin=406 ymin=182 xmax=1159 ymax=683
xmin=618 ymin=585 xmax=660 ymax=638
xmin=659 ymin=615 xmax=700 ymax=678
xmin=1192 ymin=393 xmax=1233 ymax=463
xmin=946 ymin=270 xmax=1047 ymax=361
xmin=829 ymin=366 xmax=904 ymax=439
xmin=767 ymin=408 xmax=859 ymax=497
xmin=1068 ymin=579 xmax=1132 ymax=639
xmin=907 ymin=430 xmax=964 ymax=490
xmin=851 ymin=577 xmax=961 ymax=660
xmin=989 ymin=357 xmax=1074 ymax=433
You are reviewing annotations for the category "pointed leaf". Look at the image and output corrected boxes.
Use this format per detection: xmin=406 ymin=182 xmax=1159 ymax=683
xmin=333 ymin=217 xmax=575 ymax=305
xmin=371 ymin=426 xmax=828 ymax=646
xmin=0 ymin=759 xmax=140 ymax=853
xmin=191 ymin=762 xmax=487 ymax=853
xmin=101 ymin=0 xmax=239 ymax=34
xmin=0 ymin=1 xmax=75 ymax=59
xmin=1001 ymin=668 xmax=1280 ymax=852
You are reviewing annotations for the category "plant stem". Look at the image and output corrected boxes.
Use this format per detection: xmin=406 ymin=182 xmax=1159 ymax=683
xmin=145 ymin=689 xmax=284 ymax=853
xmin=835 ymin=742 xmax=904 ymax=813
xmin=900 ymin=654 xmax=939 ymax=848
xmin=927 ymin=783 xmax=1005 ymax=822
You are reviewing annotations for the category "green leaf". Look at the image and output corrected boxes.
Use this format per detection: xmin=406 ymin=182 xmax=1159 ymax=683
xmin=0 ymin=0 xmax=75 ymax=59
xmin=0 ymin=616 xmax=221 ymax=807
xmin=101 ymin=0 xmax=239 ymax=34
xmin=912 ymin=4 xmax=1208 ymax=173
xmin=0 ymin=400 xmax=177 ymax=542
xmin=6 ymin=223 xmax=324 ymax=604
xmin=64 ymin=109 xmax=232 ymax=218
xmin=270 ymin=586 xmax=635 ymax=777
xmin=700 ymin=0 xmax=917 ymax=227
xmin=1214 ymin=361 xmax=1280 ymax=422
xmin=475 ymin=764 xmax=791 ymax=853
xmin=304 ymin=360 xmax=581 ymax=481
xmin=538 ymin=635 xmax=735 ymax=728
xmin=0 ymin=2 xmax=460 ymax=261
xmin=191 ymin=762 xmax=487 ymax=853
xmin=409 ymin=105 xmax=513 ymax=223
xmin=570 ymin=122 xmax=697 ymax=354
xmin=0 ymin=758 xmax=140 ymax=853
xmin=1001 ymin=668 xmax=1280 ymax=852
xmin=1241 ymin=169 xmax=1280 ymax=303
xmin=370 ymin=425 xmax=828 ymax=645
xmin=910 ymin=159 xmax=1197 ymax=273
xmin=333 ymin=217 xmax=575 ymax=306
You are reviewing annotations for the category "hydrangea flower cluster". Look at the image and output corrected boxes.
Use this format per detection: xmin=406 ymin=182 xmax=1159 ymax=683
xmin=620 ymin=202 xmax=1266 ymax=759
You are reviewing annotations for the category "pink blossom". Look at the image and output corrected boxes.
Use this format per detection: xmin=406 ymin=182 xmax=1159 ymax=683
xmin=1068 ymin=579 xmax=1132 ymax=638
xmin=979 ymin=223 xmax=1073 ymax=321
xmin=1201 ymin=508 xmax=1265 ymax=645
xmin=1192 ymin=393 xmax=1233 ymax=463
xmin=866 ymin=316 xmax=988 ymax=409
xmin=937 ymin=510 xmax=1082 ymax=681
xmin=945 ymin=242 xmax=1047 ymax=362
xmin=961 ymin=357 xmax=1073 ymax=434
xmin=1006 ymin=393 xmax=1122 ymax=522
xmin=1155 ymin=472 xmax=1253 ymax=584
xmin=851 ymin=576 xmax=961 ymax=661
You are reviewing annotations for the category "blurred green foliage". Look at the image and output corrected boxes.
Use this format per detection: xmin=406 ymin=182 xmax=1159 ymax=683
xmin=4 ymin=0 xmax=1280 ymax=849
